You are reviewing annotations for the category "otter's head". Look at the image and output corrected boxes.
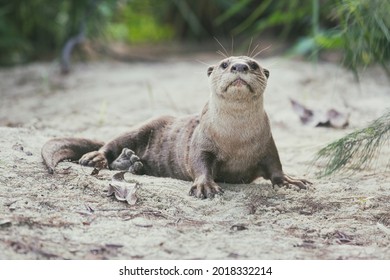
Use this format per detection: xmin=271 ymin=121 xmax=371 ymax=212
xmin=207 ymin=56 xmax=269 ymax=101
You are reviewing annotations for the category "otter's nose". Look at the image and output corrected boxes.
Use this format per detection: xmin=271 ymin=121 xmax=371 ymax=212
xmin=231 ymin=63 xmax=249 ymax=73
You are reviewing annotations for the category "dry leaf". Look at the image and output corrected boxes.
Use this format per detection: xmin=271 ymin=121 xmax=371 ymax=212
xmin=377 ymin=222 xmax=390 ymax=235
xmin=0 ymin=219 xmax=12 ymax=228
xmin=12 ymin=143 xmax=24 ymax=151
xmin=290 ymin=98 xmax=349 ymax=128
xmin=334 ymin=230 xmax=353 ymax=243
xmin=112 ymin=171 xmax=126 ymax=181
xmin=85 ymin=204 xmax=94 ymax=213
xmin=230 ymin=224 xmax=248 ymax=231
xmin=107 ymin=172 xmax=140 ymax=205
xmin=90 ymin=168 xmax=100 ymax=176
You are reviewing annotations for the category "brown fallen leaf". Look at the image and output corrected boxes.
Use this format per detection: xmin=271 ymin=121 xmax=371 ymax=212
xmin=90 ymin=168 xmax=100 ymax=176
xmin=112 ymin=171 xmax=126 ymax=181
xmin=55 ymin=166 xmax=73 ymax=175
xmin=12 ymin=143 xmax=24 ymax=151
xmin=105 ymin=243 xmax=124 ymax=249
xmin=293 ymin=240 xmax=316 ymax=249
xmin=12 ymin=143 xmax=33 ymax=156
xmin=290 ymin=98 xmax=349 ymax=128
xmin=0 ymin=219 xmax=12 ymax=228
xmin=107 ymin=172 xmax=140 ymax=205
xmin=334 ymin=230 xmax=354 ymax=244
xmin=90 ymin=160 xmax=108 ymax=175
xmin=85 ymin=204 xmax=94 ymax=213
xmin=230 ymin=224 xmax=248 ymax=231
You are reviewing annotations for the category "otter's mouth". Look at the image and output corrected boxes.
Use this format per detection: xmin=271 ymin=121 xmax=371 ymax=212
xmin=226 ymin=78 xmax=253 ymax=92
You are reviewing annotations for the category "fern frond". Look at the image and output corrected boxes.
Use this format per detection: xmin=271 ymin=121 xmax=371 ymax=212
xmin=315 ymin=109 xmax=390 ymax=177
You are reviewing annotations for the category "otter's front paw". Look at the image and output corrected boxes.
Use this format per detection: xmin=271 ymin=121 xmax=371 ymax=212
xmin=110 ymin=148 xmax=144 ymax=174
xmin=273 ymin=174 xmax=312 ymax=190
xmin=189 ymin=177 xmax=224 ymax=199
xmin=79 ymin=151 xmax=108 ymax=169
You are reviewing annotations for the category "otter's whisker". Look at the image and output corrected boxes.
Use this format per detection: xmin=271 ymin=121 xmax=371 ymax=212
xmin=216 ymin=50 xmax=227 ymax=58
xmin=249 ymin=43 xmax=261 ymax=58
xmin=247 ymin=37 xmax=253 ymax=57
xmin=231 ymin=36 xmax=234 ymax=56
xmin=214 ymin=37 xmax=229 ymax=57
xmin=253 ymin=45 xmax=272 ymax=58
xmin=195 ymin=59 xmax=211 ymax=67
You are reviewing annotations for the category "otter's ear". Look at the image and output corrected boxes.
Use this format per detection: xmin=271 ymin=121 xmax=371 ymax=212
xmin=207 ymin=66 xmax=214 ymax=77
xmin=263 ymin=68 xmax=270 ymax=79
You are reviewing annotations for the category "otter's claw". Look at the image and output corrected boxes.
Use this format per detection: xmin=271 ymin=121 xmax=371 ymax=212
xmin=278 ymin=174 xmax=312 ymax=189
xmin=189 ymin=177 xmax=223 ymax=199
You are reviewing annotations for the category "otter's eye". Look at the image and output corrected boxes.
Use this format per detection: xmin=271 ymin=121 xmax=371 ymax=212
xmin=249 ymin=62 xmax=259 ymax=70
xmin=220 ymin=62 xmax=229 ymax=69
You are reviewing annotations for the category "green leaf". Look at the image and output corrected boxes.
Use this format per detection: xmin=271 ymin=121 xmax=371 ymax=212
xmin=314 ymin=32 xmax=344 ymax=49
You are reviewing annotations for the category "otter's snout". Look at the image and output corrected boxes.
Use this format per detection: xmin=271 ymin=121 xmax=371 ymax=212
xmin=231 ymin=63 xmax=248 ymax=73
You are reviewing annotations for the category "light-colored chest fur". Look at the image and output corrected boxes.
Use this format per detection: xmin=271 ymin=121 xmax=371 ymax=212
xmin=204 ymin=97 xmax=271 ymax=173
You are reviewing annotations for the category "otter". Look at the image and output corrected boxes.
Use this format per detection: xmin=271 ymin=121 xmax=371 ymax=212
xmin=42 ymin=56 xmax=310 ymax=198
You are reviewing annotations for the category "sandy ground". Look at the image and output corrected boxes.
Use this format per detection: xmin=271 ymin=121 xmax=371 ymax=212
xmin=0 ymin=53 xmax=389 ymax=259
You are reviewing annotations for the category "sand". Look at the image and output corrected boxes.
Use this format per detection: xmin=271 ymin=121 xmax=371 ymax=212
xmin=0 ymin=53 xmax=389 ymax=259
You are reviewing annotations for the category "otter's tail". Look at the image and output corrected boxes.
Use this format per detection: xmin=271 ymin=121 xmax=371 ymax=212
xmin=41 ymin=138 xmax=104 ymax=174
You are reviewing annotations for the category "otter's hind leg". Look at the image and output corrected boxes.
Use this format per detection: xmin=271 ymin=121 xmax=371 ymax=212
xmin=110 ymin=148 xmax=144 ymax=174
xmin=79 ymin=116 xmax=174 ymax=172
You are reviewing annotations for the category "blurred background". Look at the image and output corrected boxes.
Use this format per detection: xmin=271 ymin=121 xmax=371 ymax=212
xmin=0 ymin=0 xmax=389 ymax=76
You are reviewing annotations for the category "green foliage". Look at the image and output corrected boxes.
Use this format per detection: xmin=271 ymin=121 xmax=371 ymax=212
xmin=0 ymin=0 xmax=116 ymax=65
xmin=335 ymin=0 xmax=390 ymax=75
xmin=292 ymin=0 xmax=390 ymax=74
xmin=315 ymin=110 xmax=390 ymax=177
xmin=106 ymin=1 xmax=173 ymax=43
xmin=217 ymin=0 xmax=390 ymax=74
xmin=161 ymin=0 xmax=234 ymax=39
xmin=1 ymin=0 xmax=389 ymax=72
xmin=216 ymin=0 xmax=320 ymax=38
